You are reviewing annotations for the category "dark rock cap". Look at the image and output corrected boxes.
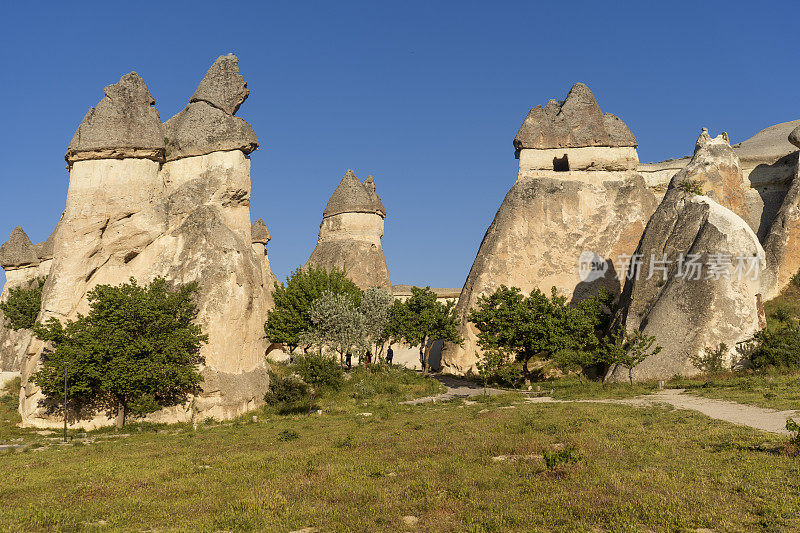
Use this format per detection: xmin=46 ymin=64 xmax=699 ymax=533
xmin=66 ymin=72 xmax=165 ymax=164
xmin=513 ymin=82 xmax=637 ymax=156
xmin=251 ymin=219 xmax=271 ymax=244
xmin=164 ymin=101 xmax=258 ymax=161
xmin=190 ymin=54 xmax=249 ymax=116
xmin=363 ymin=175 xmax=387 ymax=217
xmin=790 ymin=124 xmax=800 ymax=149
xmin=0 ymin=227 xmax=39 ymax=269
xmin=323 ymin=170 xmax=381 ymax=219
xmin=34 ymin=226 xmax=57 ymax=261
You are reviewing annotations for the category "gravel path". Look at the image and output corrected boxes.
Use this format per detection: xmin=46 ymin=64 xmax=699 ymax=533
xmin=527 ymin=388 xmax=800 ymax=435
xmin=400 ymin=374 xmax=501 ymax=405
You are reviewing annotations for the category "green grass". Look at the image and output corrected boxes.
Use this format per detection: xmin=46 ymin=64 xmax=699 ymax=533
xmin=529 ymin=375 xmax=660 ymax=401
xmin=1 ymin=370 xmax=800 ymax=531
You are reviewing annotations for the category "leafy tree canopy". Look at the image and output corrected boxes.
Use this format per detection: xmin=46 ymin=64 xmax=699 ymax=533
xmin=265 ymin=266 xmax=362 ymax=353
xmin=387 ymin=286 xmax=461 ymax=374
xmin=32 ymin=277 xmax=207 ymax=427
xmin=0 ymin=277 xmax=46 ymax=331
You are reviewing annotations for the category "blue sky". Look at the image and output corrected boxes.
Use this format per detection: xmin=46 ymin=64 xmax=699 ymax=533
xmin=0 ymin=0 xmax=797 ymax=289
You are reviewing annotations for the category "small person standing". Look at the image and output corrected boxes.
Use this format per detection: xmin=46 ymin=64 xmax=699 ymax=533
xmin=386 ymin=345 xmax=394 ymax=366
xmin=345 ymin=352 xmax=352 ymax=370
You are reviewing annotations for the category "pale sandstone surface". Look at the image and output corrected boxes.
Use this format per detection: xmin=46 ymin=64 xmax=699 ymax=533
xmin=762 ymin=162 xmax=800 ymax=298
xmin=607 ymin=190 xmax=764 ymax=382
xmin=442 ymin=170 xmax=657 ymax=374
xmin=518 ymin=146 xmax=639 ymax=172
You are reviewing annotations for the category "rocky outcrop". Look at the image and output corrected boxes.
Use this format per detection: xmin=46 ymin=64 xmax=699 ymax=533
xmin=18 ymin=56 xmax=275 ymax=429
xmin=762 ymin=158 xmax=800 ymax=298
xmin=305 ymin=170 xmax=391 ymax=290
xmin=442 ymin=83 xmax=657 ymax=374
xmin=164 ymin=55 xmax=258 ymax=161
xmin=65 ymin=73 xmax=165 ymax=165
xmin=513 ymin=83 xmax=637 ymax=153
xmin=669 ymin=129 xmax=759 ymax=231
xmin=607 ymin=188 xmax=764 ymax=381
xmin=0 ymin=228 xmax=38 ymax=270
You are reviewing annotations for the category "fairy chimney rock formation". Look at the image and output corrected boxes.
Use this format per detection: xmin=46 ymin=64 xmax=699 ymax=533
xmin=16 ymin=55 xmax=275 ymax=429
xmin=251 ymin=219 xmax=271 ymax=244
xmin=305 ymin=170 xmax=391 ymax=289
xmin=442 ymin=83 xmax=658 ymax=374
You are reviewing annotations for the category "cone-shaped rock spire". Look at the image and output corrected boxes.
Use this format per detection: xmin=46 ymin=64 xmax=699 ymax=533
xmin=251 ymin=219 xmax=271 ymax=244
xmin=190 ymin=54 xmax=250 ymax=115
xmin=513 ymin=82 xmax=636 ymax=155
xmin=66 ymin=72 xmax=165 ymax=164
xmin=363 ymin=175 xmax=386 ymax=217
xmin=0 ymin=227 xmax=39 ymax=269
xmin=164 ymin=54 xmax=258 ymax=161
xmin=323 ymin=170 xmax=379 ymax=218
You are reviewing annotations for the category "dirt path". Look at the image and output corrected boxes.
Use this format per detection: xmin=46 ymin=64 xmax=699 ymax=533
xmin=404 ymin=377 xmax=799 ymax=436
xmin=527 ymin=388 xmax=800 ymax=436
xmin=400 ymin=374 xmax=501 ymax=405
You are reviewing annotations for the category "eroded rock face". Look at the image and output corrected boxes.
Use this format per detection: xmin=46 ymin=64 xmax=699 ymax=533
xmin=442 ymin=172 xmax=657 ymax=374
xmin=0 ymin=228 xmax=38 ymax=270
xmin=607 ymin=189 xmax=764 ymax=381
xmin=762 ymin=162 xmax=800 ymax=298
xmin=305 ymin=171 xmax=391 ymax=289
xmin=65 ymin=73 xmax=165 ymax=165
xmin=18 ymin=57 xmax=275 ymax=429
xmin=790 ymin=125 xmax=800 ymax=149
xmin=669 ymin=129 xmax=758 ymax=231
xmin=190 ymin=54 xmax=250 ymax=115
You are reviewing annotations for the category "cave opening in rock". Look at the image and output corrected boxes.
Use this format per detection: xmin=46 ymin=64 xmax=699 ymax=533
xmin=553 ymin=154 xmax=570 ymax=171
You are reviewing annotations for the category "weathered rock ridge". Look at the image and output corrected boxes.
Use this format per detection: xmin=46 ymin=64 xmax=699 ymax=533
xmin=13 ymin=55 xmax=275 ymax=428
xmin=607 ymin=188 xmax=764 ymax=381
xmin=305 ymin=170 xmax=391 ymax=289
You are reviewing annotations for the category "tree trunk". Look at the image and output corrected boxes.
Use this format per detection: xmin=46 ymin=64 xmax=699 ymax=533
xmin=115 ymin=401 xmax=126 ymax=429
xmin=628 ymin=367 xmax=633 ymax=386
xmin=420 ymin=336 xmax=429 ymax=376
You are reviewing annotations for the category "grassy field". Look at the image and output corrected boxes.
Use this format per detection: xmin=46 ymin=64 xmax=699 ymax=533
xmin=1 ymin=368 xmax=800 ymax=532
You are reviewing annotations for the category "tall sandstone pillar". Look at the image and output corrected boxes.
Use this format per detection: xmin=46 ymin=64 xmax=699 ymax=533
xmin=19 ymin=55 xmax=275 ymax=428
xmin=441 ymin=83 xmax=658 ymax=374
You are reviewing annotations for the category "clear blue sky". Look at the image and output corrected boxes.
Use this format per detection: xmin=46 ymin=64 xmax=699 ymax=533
xmin=1 ymin=0 xmax=797 ymax=290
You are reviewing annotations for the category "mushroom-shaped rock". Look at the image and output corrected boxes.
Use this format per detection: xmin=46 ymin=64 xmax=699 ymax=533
xmin=513 ymin=82 xmax=637 ymax=155
xmin=0 ymin=227 xmax=39 ymax=269
xmin=790 ymin=124 xmax=800 ymax=149
xmin=322 ymin=170 xmax=377 ymax=218
xmin=251 ymin=219 xmax=271 ymax=244
xmin=363 ymin=175 xmax=387 ymax=217
xmin=66 ymin=72 xmax=165 ymax=164
xmin=190 ymin=54 xmax=250 ymax=115
xmin=34 ymin=227 xmax=57 ymax=262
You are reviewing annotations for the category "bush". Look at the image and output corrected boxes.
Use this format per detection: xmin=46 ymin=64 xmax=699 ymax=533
xmin=291 ymin=352 xmax=344 ymax=391
xmin=264 ymin=370 xmax=309 ymax=406
xmin=677 ymin=179 xmax=704 ymax=195
xmin=689 ymin=343 xmax=728 ymax=374
xmin=543 ymin=445 xmax=582 ymax=470
xmin=0 ymin=277 xmax=45 ymax=330
xmin=749 ymin=324 xmax=800 ymax=370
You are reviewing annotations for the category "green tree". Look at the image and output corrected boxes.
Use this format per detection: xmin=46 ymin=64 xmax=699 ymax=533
xmin=605 ymin=326 xmax=662 ymax=385
xmin=360 ymin=287 xmax=393 ymax=360
xmin=468 ymin=286 xmax=602 ymax=378
xmin=31 ymin=277 xmax=207 ymax=428
xmin=387 ymin=287 xmax=461 ymax=375
xmin=265 ymin=266 xmax=362 ymax=355
xmin=0 ymin=277 xmax=46 ymax=331
xmin=302 ymin=291 xmax=365 ymax=362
